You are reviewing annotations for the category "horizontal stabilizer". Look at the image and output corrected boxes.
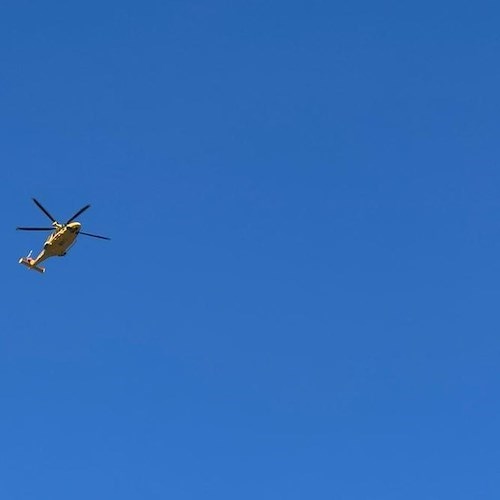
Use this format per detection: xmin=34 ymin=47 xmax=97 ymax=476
xmin=19 ymin=257 xmax=45 ymax=273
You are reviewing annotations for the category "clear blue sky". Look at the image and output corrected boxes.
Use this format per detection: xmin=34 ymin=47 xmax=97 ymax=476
xmin=1 ymin=1 xmax=499 ymax=498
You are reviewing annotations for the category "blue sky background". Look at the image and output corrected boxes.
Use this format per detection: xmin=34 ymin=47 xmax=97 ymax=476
xmin=1 ymin=1 xmax=500 ymax=498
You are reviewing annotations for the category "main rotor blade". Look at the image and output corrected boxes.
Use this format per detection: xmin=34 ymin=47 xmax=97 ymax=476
xmin=16 ymin=226 xmax=53 ymax=231
xmin=66 ymin=204 xmax=91 ymax=224
xmin=79 ymin=231 xmax=111 ymax=240
xmin=32 ymin=198 xmax=56 ymax=223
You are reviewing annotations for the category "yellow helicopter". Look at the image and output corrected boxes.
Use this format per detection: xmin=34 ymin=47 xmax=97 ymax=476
xmin=17 ymin=198 xmax=110 ymax=273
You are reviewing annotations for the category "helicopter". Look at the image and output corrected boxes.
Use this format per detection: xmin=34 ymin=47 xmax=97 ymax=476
xmin=17 ymin=198 xmax=110 ymax=273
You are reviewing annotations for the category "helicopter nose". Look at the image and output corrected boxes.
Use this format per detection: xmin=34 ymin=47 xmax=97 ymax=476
xmin=68 ymin=222 xmax=81 ymax=233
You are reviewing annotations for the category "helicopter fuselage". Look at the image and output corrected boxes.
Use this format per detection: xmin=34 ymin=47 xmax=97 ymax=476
xmin=19 ymin=222 xmax=82 ymax=272
xmin=43 ymin=222 xmax=81 ymax=256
